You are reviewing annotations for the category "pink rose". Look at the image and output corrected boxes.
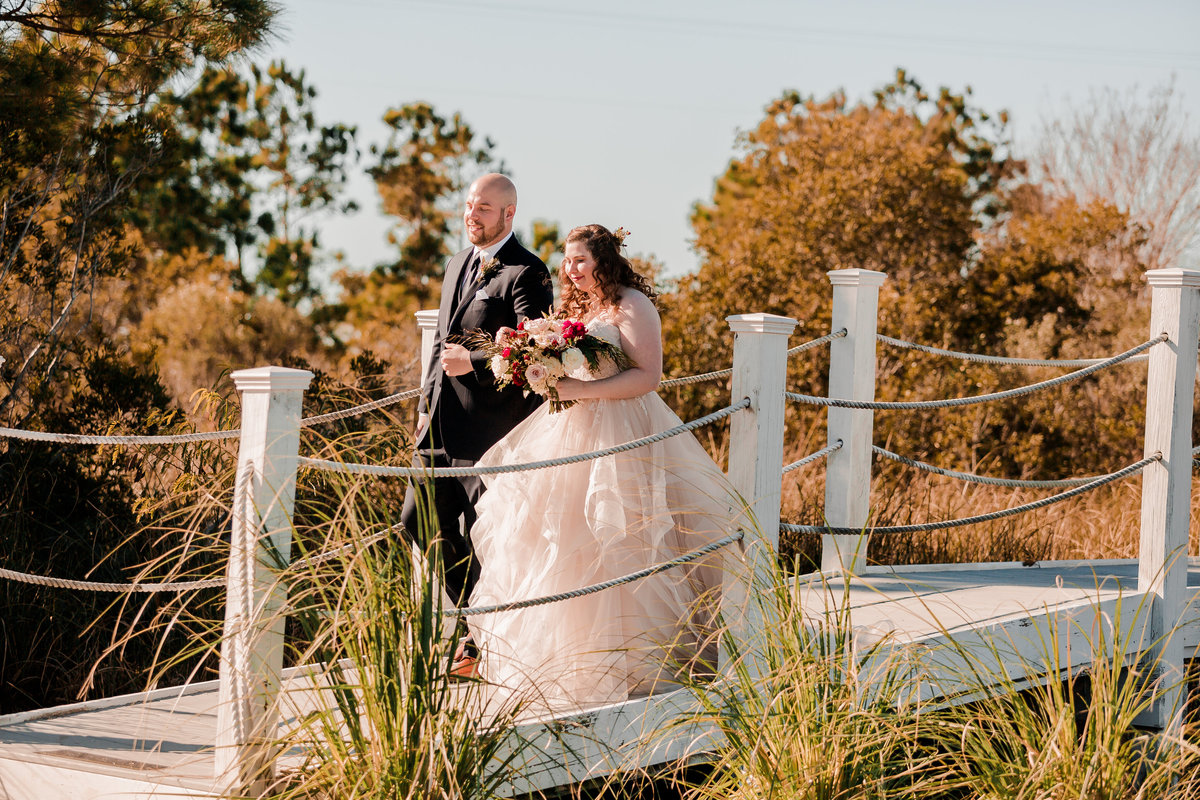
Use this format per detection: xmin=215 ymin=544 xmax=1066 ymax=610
xmin=524 ymin=362 xmax=548 ymax=384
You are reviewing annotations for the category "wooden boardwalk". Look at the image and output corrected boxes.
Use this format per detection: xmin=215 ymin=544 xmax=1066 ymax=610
xmin=3 ymin=558 xmax=1197 ymax=799
xmin=3 ymin=269 xmax=1199 ymax=797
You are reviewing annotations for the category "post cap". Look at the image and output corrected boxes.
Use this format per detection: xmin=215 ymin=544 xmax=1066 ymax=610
xmin=231 ymin=366 xmax=315 ymax=393
xmin=1145 ymin=268 xmax=1200 ymax=289
xmin=827 ymin=269 xmax=887 ymax=287
xmin=414 ymin=309 xmax=441 ymax=329
xmin=726 ymin=313 xmax=799 ymax=336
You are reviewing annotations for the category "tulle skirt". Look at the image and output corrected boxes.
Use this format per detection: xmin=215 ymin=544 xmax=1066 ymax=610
xmin=467 ymin=392 xmax=735 ymax=714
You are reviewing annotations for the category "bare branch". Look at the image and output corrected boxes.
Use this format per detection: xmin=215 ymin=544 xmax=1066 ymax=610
xmin=1033 ymin=79 xmax=1200 ymax=269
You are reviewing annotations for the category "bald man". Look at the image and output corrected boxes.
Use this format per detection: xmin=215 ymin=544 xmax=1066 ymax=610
xmin=402 ymin=174 xmax=553 ymax=664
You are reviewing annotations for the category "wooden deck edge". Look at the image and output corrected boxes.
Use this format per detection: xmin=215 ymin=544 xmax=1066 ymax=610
xmin=0 ymin=683 xmax=220 ymax=729
xmin=861 ymin=558 xmax=1144 ymax=576
xmin=0 ymin=751 xmax=223 ymax=800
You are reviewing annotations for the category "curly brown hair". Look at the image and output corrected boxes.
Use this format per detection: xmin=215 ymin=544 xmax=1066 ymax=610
xmin=558 ymin=224 xmax=656 ymax=319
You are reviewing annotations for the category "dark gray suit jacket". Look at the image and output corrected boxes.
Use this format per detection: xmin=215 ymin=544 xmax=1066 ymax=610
xmin=418 ymin=235 xmax=553 ymax=462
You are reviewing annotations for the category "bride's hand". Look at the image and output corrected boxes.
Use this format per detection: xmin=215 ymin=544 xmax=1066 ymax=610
xmin=554 ymin=378 xmax=584 ymax=402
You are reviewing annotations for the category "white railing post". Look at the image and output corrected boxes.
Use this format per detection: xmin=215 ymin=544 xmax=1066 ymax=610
xmin=1136 ymin=268 xmax=1200 ymax=734
xmin=215 ymin=366 xmax=313 ymax=794
xmin=416 ymin=309 xmax=440 ymax=389
xmin=821 ymin=269 xmax=886 ymax=574
xmin=723 ymin=313 xmax=797 ymax=673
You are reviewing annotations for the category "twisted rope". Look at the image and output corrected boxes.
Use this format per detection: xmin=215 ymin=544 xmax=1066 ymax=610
xmin=658 ymin=329 xmax=847 ymax=388
xmin=445 ymin=530 xmax=744 ymax=617
xmin=0 ymin=567 xmax=226 ymax=593
xmin=0 ymin=460 xmax=257 ymax=593
xmin=873 ymin=446 xmax=1108 ymax=488
xmin=299 ymin=398 xmax=752 ymax=479
xmin=0 ymin=426 xmax=239 ymax=445
xmin=781 ymin=453 xmax=1160 ymax=536
xmin=792 ymin=328 xmax=848 ymax=355
xmin=786 ymin=335 xmax=1166 ymax=411
xmin=0 ymin=388 xmax=422 ymax=446
xmin=783 ymin=440 xmax=842 ymax=475
xmin=300 ymin=388 xmax=422 ymax=427
xmin=0 ymin=479 xmax=738 ymax=596
xmin=658 ymin=367 xmax=733 ymax=388
xmin=877 ymin=335 xmax=1151 ymax=368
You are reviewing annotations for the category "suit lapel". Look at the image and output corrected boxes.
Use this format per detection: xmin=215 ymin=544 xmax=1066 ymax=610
xmin=442 ymin=249 xmax=473 ymax=332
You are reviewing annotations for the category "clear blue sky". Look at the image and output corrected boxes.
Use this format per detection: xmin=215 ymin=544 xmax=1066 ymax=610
xmin=259 ymin=0 xmax=1200 ymax=281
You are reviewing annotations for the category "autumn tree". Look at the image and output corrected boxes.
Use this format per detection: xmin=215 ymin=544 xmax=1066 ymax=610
xmin=661 ymin=70 xmax=1152 ymax=482
xmin=663 ymin=72 xmax=1019 ymax=423
xmin=0 ymin=0 xmax=276 ymax=422
xmin=132 ymin=60 xmax=358 ymax=306
xmin=0 ymin=0 xmax=277 ymax=712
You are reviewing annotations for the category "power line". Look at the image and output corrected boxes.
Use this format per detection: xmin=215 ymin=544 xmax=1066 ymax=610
xmin=368 ymin=0 xmax=1200 ymax=72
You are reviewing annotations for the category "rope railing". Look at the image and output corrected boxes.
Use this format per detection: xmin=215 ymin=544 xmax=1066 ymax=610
xmin=0 ymin=461 xmax=254 ymax=594
xmin=659 ymin=329 xmax=846 ymax=388
xmin=0 ymin=523 xmax=741 ymax=610
xmin=0 ymin=566 xmax=227 ymax=593
xmin=782 ymin=440 xmax=842 ymax=475
xmin=877 ymin=334 xmax=1152 ymax=368
xmin=0 ymin=426 xmax=241 ymax=445
xmin=785 ymin=334 xmax=1166 ymax=411
xmin=299 ymin=387 xmax=422 ymax=427
xmin=0 ymin=388 xmax=422 ymax=446
xmin=0 ymin=327 xmax=832 ymax=446
xmin=781 ymin=452 xmax=1161 ymax=536
xmin=873 ymin=446 xmax=1109 ymax=488
xmin=299 ymin=398 xmax=752 ymax=479
xmin=444 ymin=530 xmax=744 ymax=617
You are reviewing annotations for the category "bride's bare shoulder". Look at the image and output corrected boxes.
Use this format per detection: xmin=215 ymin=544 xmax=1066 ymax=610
xmin=615 ymin=287 xmax=657 ymax=316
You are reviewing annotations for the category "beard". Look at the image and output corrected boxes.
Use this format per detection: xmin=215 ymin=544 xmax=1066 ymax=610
xmin=467 ymin=215 xmax=507 ymax=247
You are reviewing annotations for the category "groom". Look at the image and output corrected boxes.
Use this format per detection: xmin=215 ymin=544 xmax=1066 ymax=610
xmin=402 ymin=173 xmax=553 ymax=669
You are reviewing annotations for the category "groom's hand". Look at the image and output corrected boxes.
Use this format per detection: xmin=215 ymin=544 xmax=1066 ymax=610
xmin=441 ymin=343 xmax=473 ymax=377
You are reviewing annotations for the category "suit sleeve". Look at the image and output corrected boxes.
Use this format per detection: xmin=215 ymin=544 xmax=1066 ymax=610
xmin=469 ymin=262 xmax=554 ymax=383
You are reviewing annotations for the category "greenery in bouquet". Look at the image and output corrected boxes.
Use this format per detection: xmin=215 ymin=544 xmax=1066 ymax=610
xmin=465 ymin=316 xmax=632 ymax=412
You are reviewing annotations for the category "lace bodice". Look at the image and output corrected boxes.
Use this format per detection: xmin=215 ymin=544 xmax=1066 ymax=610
xmin=571 ymin=313 xmax=623 ymax=381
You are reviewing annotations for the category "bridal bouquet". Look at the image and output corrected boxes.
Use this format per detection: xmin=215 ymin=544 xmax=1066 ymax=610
xmin=476 ymin=316 xmax=631 ymax=412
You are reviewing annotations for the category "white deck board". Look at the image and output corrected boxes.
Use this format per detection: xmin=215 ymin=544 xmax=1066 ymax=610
xmin=2 ymin=559 xmax=1198 ymax=799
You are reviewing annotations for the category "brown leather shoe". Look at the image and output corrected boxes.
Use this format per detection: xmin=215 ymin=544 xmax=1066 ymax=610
xmin=449 ymin=654 xmax=478 ymax=681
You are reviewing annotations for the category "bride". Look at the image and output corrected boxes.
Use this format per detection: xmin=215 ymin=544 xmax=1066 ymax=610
xmin=465 ymin=224 xmax=736 ymax=712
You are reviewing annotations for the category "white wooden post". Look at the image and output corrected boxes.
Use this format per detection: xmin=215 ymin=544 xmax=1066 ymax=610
xmin=416 ymin=309 xmax=440 ymax=389
xmin=215 ymin=366 xmax=313 ymax=794
xmin=1136 ymin=268 xmax=1200 ymax=734
xmin=723 ymin=313 xmax=797 ymax=673
xmin=821 ymin=269 xmax=886 ymax=574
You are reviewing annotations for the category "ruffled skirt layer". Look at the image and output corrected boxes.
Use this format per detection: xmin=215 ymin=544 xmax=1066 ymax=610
xmin=467 ymin=393 xmax=735 ymax=713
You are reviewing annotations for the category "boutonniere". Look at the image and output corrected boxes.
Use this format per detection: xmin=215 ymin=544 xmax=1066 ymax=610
xmin=479 ymin=255 xmax=503 ymax=281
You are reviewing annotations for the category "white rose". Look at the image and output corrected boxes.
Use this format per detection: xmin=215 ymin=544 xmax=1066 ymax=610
xmin=561 ymin=347 xmax=585 ymax=374
xmin=490 ymin=355 xmax=507 ymax=378
xmin=539 ymin=354 xmax=565 ymax=378
xmin=495 ymin=326 xmax=516 ymax=345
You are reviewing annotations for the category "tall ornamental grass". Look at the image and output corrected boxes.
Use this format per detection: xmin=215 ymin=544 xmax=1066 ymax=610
xmin=258 ymin=475 xmax=531 ymax=800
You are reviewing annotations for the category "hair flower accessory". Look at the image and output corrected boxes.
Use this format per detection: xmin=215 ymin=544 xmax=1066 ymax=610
xmin=612 ymin=227 xmax=630 ymax=247
xmin=479 ymin=255 xmax=503 ymax=281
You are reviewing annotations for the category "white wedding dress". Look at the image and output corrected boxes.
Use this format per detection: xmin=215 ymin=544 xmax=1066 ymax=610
xmin=466 ymin=312 xmax=734 ymax=713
